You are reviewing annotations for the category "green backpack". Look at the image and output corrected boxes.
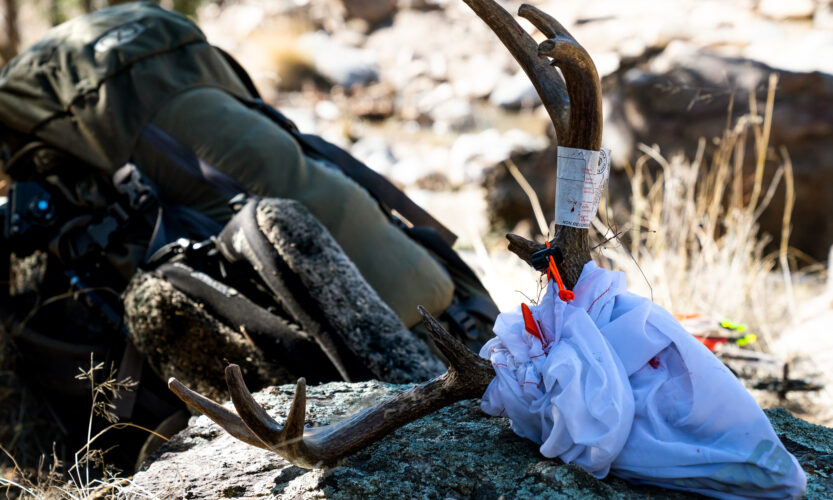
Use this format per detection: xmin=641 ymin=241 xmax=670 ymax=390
xmin=0 ymin=1 xmax=497 ymax=331
xmin=0 ymin=1 xmax=506 ymax=386
xmin=0 ymin=1 xmax=499 ymax=468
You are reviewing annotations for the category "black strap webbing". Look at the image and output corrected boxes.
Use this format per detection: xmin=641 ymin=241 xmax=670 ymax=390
xmin=140 ymin=124 xmax=251 ymax=200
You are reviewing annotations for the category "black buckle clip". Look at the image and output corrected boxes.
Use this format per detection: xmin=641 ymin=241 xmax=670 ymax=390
xmin=531 ymin=245 xmax=563 ymax=272
xmin=113 ymin=163 xmax=155 ymax=213
xmin=147 ymin=238 xmax=212 ymax=268
xmin=444 ymin=303 xmax=479 ymax=341
xmin=228 ymin=193 xmax=250 ymax=213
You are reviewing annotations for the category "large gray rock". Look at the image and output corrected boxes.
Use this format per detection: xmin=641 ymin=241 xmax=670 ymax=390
xmin=130 ymin=381 xmax=833 ymax=499
xmin=603 ymin=45 xmax=833 ymax=261
xmin=489 ymin=71 xmax=542 ymax=110
xmin=299 ymin=32 xmax=380 ymax=88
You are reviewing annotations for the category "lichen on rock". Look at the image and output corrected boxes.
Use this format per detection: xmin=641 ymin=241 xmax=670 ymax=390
xmin=129 ymin=381 xmax=833 ymax=499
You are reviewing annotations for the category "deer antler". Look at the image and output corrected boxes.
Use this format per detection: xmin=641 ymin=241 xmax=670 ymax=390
xmin=168 ymin=307 xmax=495 ymax=468
xmin=169 ymin=0 xmax=604 ymax=468
xmin=464 ymin=2 xmax=603 ymax=287
xmin=519 ymin=5 xmax=602 ymax=287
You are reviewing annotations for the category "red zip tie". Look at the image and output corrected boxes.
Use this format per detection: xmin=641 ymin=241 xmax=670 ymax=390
xmin=521 ymin=303 xmax=547 ymax=347
xmin=544 ymin=241 xmax=574 ymax=302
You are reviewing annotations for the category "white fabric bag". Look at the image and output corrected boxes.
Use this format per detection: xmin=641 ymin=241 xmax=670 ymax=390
xmin=480 ymin=261 xmax=806 ymax=499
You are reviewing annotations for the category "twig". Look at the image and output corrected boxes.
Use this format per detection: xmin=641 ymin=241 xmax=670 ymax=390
xmin=747 ymin=73 xmax=778 ymax=216
xmin=504 ymin=158 xmax=548 ymax=237
xmin=778 ymin=146 xmax=796 ymax=321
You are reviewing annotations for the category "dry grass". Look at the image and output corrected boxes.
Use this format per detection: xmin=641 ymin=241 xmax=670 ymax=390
xmin=0 ymin=357 xmax=159 ymax=500
xmin=595 ymin=73 xmax=812 ymax=349
xmin=475 ymin=73 xmax=817 ymax=350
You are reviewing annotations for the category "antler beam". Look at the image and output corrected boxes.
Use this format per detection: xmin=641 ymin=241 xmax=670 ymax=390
xmin=520 ymin=5 xmax=602 ymax=287
xmin=460 ymin=0 xmax=570 ymax=142
xmin=168 ymin=307 xmax=495 ymax=468
xmin=466 ymin=1 xmax=603 ymax=287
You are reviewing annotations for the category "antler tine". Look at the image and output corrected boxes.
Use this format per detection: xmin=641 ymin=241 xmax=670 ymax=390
xmin=461 ymin=0 xmax=569 ymax=141
xmin=168 ymin=309 xmax=496 ymax=469
xmin=225 ymin=366 xmax=315 ymax=466
xmin=417 ymin=305 xmax=495 ymax=382
xmin=517 ymin=4 xmax=569 ymax=39
xmin=506 ymin=232 xmax=550 ymax=267
xmin=515 ymin=4 xmax=602 ymax=287
xmin=224 ymin=365 xmax=290 ymax=444
xmin=519 ymin=4 xmax=602 ymax=151
xmin=167 ymin=377 xmax=271 ymax=451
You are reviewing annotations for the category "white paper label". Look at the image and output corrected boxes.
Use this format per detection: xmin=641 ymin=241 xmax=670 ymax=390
xmin=555 ymin=146 xmax=610 ymax=228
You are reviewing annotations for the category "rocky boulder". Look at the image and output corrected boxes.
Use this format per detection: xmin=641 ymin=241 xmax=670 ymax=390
xmin=129 ymin=381 xmax=833 ymax=499
xmin=298 ymin=32 xmax=380 ymax=88
xmin=603 ymin=44 xmax=833 ymax=261
xmin=485 ymin=44 xmax=833 ymax=260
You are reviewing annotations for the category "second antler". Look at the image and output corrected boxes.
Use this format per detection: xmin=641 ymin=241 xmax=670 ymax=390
xmin=169 ymin=307 xmax=495 ymax=468
xmin=169 ymin=0 xmax=603 ymax=469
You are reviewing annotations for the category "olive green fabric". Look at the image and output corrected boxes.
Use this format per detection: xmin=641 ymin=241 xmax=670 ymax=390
xmin=133 ymin=88 xmax=454 ymax=327
xmin=0 ymin=2 xmax=251 ymax=173
xmin=0 ymin=1 xmax=455 ymax=327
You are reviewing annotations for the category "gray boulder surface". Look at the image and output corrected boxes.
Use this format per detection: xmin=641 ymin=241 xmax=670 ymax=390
xmin=130 ymin=381 xmax=832 ymax=499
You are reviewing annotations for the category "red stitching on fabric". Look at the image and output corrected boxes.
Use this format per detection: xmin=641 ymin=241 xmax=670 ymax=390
xmin=586 ymin=284 xmax=613 ymax=314
xmin=523 ymin=381 xmax=539 ymax=386
xmin=530 ymin=353 xmax=545 ymax=359
xmin=494 ymin=362 xmax=508 ymax=368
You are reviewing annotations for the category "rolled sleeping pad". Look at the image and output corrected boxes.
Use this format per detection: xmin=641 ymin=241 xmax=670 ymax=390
xmin=132 ymin=87 xmax=455 ymax=328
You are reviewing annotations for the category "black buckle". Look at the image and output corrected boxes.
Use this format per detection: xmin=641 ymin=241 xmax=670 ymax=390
xmin=146 ymin=238 xmax=214 ymax=269
xmin=228 ymin=192 xmax=250 ymax=213
xmin=113 ymin=163 xmax=155 ymax=213
xmin=444 ymin=303 xmax=479 ymax=341
xmin=531 ymin=245 xmax=563 ymax=271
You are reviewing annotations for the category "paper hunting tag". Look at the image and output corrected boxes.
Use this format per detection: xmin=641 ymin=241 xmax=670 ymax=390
xmin=555 ymin=146 xmax=610 ymax=228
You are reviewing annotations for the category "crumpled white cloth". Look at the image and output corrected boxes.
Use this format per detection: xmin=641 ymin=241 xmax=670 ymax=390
xmin=480 ymin=261 xmax=806 ymax=499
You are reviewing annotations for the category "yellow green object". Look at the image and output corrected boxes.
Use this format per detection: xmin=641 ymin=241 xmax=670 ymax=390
xmin=720 ymin=319 xmax=748 ymax=333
